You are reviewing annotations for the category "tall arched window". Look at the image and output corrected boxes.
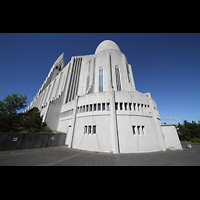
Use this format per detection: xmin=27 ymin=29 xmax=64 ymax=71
xmin=99 ymin=67 xmax=103 ymax=92
xmin=115 ymin=66 xmax=121 ymax=91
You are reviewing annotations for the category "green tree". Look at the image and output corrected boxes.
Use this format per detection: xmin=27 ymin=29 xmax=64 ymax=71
xmin=0 ymin=93 xmax=27 ymax=132
xmin=0 ymin=93 xmax=27 ymax=114
xmin=177 ymin=120 xmax=200 ymax=143
xmin=20 ymin=107 xmax=46 ymax=133
xmin=0 ymin=93 xmax=46 ymax=133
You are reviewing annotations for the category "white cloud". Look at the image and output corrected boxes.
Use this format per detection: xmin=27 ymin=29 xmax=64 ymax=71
xmin=162 ymin=116 xmax=183 ymax=121
xmin=196 ymin=115 xmax=200 ymax=119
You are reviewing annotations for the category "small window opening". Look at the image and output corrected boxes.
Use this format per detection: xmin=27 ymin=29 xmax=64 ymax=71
xmin=115 ymin=102 xmax=118 ymax=110
xmin=132 ymin=126 xmax=136 ymax=135
xmin=120 ymin=102 xmax=123 ymax=110
xmin=129 ymin=103 xmax=132 ymax=111
xmin=124 ymin=103 xmax=127 ymax=110
xmin=102 ymin=103 xmax=105 ymax=110
xmin=142 ymin=126 xmax=145 ymax=135
xmin=84 ymin=126 xmax=87 ymax=134
xmin=93 ymin=125 xmax=96 ymax=134
xmin=107 ymin=103 xmax=110 ymax=111
xmin=94 ymin=104 xmax=97 ymax=111
xmin=90 ymin=104 xmax=92 ymax=112
xmin=86 ymin=105 xmax=89 ymax=112
xmin=137 ymin=126 xmax=140 ymax=135
xmin=98 ymin=103 xmax=101 ymax=111
xmin=133 ymin=103 xmax=136 ymax=111
xmin=88 ymin=126 xmax=92 ymax=134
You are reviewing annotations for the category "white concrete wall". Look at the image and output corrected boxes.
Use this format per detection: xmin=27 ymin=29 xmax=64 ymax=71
xmin=117 ymin=115 xmax=161 ymax=153
xmin=162 ymin=125 xmax=183 ymax=150
xmin=72 ymin=115 xmax=111 ymax=152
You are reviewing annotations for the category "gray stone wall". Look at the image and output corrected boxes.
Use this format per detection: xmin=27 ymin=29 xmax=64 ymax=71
xmin=0 ymin=132 xmax=66 ymax=151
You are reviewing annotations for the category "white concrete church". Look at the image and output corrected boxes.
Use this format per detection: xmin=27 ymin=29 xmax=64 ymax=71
xmin=27 ymin=40 xmax=182 ymax=153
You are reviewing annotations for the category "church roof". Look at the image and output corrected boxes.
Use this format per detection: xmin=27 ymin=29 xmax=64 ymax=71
xmin=95 ymin=40 xmax=121 ymax=54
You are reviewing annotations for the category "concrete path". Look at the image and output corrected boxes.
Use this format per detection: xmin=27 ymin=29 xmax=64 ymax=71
xmin=0 ymin=143 xmax=200 ymax=166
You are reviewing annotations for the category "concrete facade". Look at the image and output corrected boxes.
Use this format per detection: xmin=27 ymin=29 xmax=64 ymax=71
xmin=27 ymin=40 xmax=182 ymax=153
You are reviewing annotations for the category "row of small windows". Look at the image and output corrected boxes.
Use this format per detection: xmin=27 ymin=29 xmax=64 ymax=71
xmin=84 ymin=125 xmax=96 ymax=135
xmin=83 ymin=125 xmax=144 ymax=136
xmin=60 ymin=102 xmax=150 ymax=118
xmin=115 ymin=102 xmax=150 ymax=112
xmin=78 ymin=103 xmax=110 ymax=113
xmin=77 ymin=102 xmax=150 ymax=114
xmin=132 ymin=125 xmax=145 ymax=135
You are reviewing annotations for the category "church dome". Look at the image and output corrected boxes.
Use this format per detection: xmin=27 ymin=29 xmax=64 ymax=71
xmin=95 ymin=40 xmax=121 ymax=54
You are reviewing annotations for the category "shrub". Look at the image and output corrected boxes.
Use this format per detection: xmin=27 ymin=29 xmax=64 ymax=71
xmin=190 ymin=138 xmax=200 ymax=143
xmin=177 ymin=120 xmax=200 ymax=143
xmin=20 ymin=107 xmax=47 ymax=133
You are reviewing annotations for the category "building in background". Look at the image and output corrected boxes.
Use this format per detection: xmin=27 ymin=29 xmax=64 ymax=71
xmin=27 ymin=40 xmax=182 ymax=153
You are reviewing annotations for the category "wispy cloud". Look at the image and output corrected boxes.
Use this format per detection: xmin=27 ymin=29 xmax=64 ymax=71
xmin=196 ymin=115 xmax=200 ymax=119
xmin=162 ymin=116 xmax=183 ymax=121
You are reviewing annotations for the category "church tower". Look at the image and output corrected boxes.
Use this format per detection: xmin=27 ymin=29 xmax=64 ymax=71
xmin=27 ymin=40 xmax=182 ymax=153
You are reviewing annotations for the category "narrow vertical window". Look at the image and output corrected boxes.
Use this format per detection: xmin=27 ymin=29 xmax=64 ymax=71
xmin=137 ymin=126 xmax=140 ymax=135
xmin=109 ymin=54 xmax=113 ymax=87
xmin=88 ymin=126 xmax=92 ymax=134
xmin=93 ymin=125 xmax=96 ymax=134
xmin=107 ymin=103 xmax=110 ymax=111
xmin=98 ymin=103 xmax=101 ymax=111
xmin=129 ymin=103 xmax=132 ymax=111
xmin=124 ymin=103 xmax=127 ymax=110
xmin=84 ymin=126 xmax=87 ymax=134
xmin=86 ymin=76 xmax=90 ymax=92
xmin=142 ymin=126 xmax=145 ymax=135
xmin=102 ymin=103 xmax=105 ymax=110
xmin=120 ymin=102 xmax=123 ymax=110
xmin=126 ymin=64 xmax=131 ymax=83
xmin=133 ymin=103 xmax=136 ymax=111
xmin=138 ymin=104 xmax=140 ymax=111
xmin=99 ymin=68 xmax=103 ymax=92
xmin=115 ymin=66 xmax=122 ymax=91
xmin=94 ymin=104 xmax=97 ymax=111
xmin=132 ymin=126 xmax=136 ymax=135
xmin=148 ymin=105 xmax=150 ymax=113
xmin=144 ymin=105 xmax=146 ymax=112
xmin=115 ymin=102 xmax=118 ymax=110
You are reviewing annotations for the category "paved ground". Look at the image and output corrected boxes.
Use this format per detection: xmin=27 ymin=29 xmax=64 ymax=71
xmin=0 ymin=142 xmax=200 ymax=166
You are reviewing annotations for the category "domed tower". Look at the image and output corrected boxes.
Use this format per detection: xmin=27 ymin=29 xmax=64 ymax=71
xmin=95 ymin=40 xmax=121 ymax=53
xmin=27 ymin=40 xmax=182 ymax=153
xmin=93 ymin=40 xmax=136 ymax=93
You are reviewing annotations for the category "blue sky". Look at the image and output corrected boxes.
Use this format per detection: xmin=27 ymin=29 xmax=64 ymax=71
xmin=0 ymin=33 xmax=200 ymax=124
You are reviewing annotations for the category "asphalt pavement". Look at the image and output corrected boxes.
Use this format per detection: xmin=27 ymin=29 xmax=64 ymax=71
xmin=0 ymin=142 xmax=200 ymax=166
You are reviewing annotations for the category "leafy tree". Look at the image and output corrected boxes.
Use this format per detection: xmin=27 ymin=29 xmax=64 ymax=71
xmin=20 ymin=107 xmax=46 ymax=133
xmin=0 ymin=93 xmax=46 ymax=133
xmin=0 ymin=93 xmax=27 ymax=132
xmin=0 ymin=93 xmax=27 ymax=114
xmin=177 ymin=120 xmax=200 ymax=143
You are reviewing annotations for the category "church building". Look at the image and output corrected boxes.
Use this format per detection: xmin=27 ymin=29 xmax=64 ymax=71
xmin=27 ymin=40 xmax=182 ymax=153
